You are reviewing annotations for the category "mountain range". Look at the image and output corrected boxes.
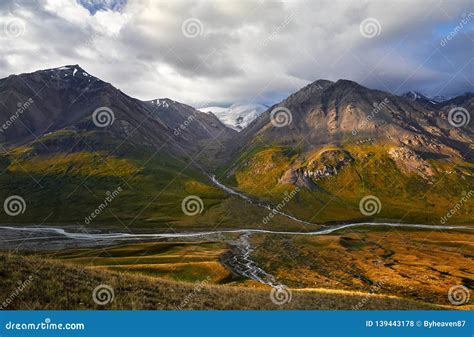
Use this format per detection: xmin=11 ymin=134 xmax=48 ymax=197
xmin=401 ymin=91 xmax=449 ymax=106
xmin=0 ymin=65 xmax=472 ymax=228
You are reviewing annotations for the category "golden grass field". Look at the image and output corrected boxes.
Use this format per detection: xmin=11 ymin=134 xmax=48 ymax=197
xmin=250 ymin=229 xmax=474 ymax=308
xmin=6 ymin=227 xmax=468 ymax=310
xmin=0 ymin=253 xmax=444 ymax=310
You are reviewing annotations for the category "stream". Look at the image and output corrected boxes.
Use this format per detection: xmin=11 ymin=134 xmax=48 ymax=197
xmin=0 ymin=176 xmax=472 ymax=286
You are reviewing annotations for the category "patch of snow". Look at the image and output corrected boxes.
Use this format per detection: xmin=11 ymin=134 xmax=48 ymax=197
xmin=402 ymin=91 xmax=437 ymax=104
xmin=432 ymin=95 xmax=453 ymax=103
xmin=199 ymin=103 xmax=267 ymax=131
xmin=72 ymin=68 xmax=77 ymax=76
xmin=151 ymin=99 xmax=170 ymax=108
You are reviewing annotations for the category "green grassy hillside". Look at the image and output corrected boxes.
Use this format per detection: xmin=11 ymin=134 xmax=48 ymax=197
xmin=223 ymin=142 xmax=474 ymax=225
xmin=0 ymin=130 xmax=309 ymax=230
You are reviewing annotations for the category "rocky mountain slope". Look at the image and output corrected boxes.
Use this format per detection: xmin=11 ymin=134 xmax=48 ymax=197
xmin=0 ymin=65 xmax=235 ymax=155
xmin=237 ymin=79 xmax=472 ymax=156
xmin=221 ymin=79 xmax=473 ymax=225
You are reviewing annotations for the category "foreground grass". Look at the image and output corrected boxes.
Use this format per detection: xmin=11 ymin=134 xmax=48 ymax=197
xmin=0 ymin=253 xmax=443 ymax=310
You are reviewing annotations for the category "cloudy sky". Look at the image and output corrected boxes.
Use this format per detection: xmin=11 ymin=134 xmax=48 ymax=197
xmin=0 ymin=0 xmax=472 ymax=107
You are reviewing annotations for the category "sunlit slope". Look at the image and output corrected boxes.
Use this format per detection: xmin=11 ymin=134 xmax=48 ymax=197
xmin=223 ymin=143 xmax=474 ymax=225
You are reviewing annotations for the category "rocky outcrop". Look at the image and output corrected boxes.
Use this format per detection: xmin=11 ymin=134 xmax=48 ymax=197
xmin=279 ymin=168 xmax=317 ymax=189
xmin=303 ymin=150 xmax=353 ymax=180
xmin=400 ymin=134 xmax=462 ymax=158
xmin=279 ymin=149 xmax=354 ymax=188
xmin=388 ymin=147 xmax=434 ymax=179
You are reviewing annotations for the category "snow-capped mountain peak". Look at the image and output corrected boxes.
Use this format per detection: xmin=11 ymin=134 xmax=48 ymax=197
xmin=402 ymin=91 xmax=438 ymax=105
xmin=40 ymin=65 xmax=97 ymax=84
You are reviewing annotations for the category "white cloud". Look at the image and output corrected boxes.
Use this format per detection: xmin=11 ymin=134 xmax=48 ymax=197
xmin=0 ymin=0 xmax=472 ymax=107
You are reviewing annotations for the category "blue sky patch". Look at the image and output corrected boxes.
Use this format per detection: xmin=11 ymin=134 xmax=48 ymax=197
xmin=77 ymin=0 xmax=127 ymax=15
